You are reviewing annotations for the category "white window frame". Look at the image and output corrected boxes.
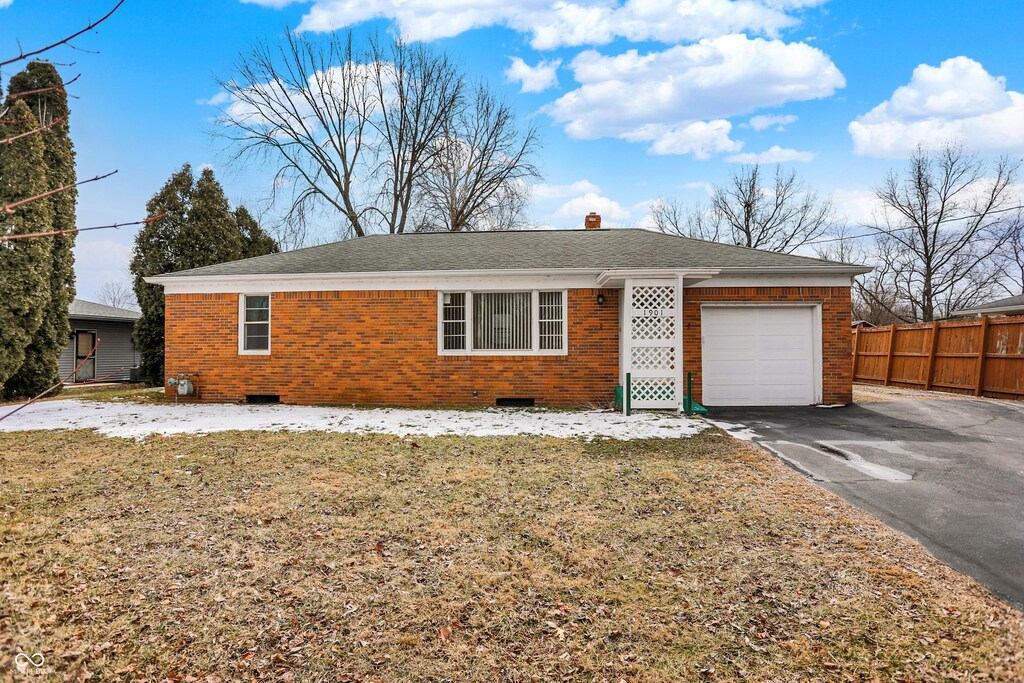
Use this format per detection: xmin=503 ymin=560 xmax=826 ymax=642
xmin=238 ymin=293 xmax=272 ymax=356
xmin=437 ymin=289 xmax=568 ymax=356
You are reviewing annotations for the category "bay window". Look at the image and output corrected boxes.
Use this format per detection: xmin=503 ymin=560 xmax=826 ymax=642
xmin=440 ymin=290 xmax=566 ymax=355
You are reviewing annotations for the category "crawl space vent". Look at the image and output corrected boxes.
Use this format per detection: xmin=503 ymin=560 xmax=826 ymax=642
xmin=496 ymin=397 xmax=535 ymax=407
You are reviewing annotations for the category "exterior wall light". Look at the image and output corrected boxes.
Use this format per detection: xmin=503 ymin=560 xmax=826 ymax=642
xmin=597 ymin=293 xmax=605 ymax=305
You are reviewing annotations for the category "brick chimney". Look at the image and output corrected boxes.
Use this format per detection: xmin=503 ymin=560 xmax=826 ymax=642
xmin=584 ymin=211 xmax=601 ymax=230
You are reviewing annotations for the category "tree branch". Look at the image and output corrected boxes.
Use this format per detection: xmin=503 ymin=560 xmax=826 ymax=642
xmin=0 ymin=113 xmax=67 ymax=146
xmin=1 ymin=170 xmax=116 ymax=215
xmin=0 ymin=0 xmax=124 ymax=68
xmin=0 ymin=213 xmax=166 ymax=242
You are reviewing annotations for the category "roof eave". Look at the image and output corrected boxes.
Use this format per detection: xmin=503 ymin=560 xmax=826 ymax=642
xmin=951 ymin=305 xmax=1024 ymax=317
xmin=146 ymin=263 xmax=868 ymax=286
xmin=716 ymin=265 xmax=872 ymax=276
xmin=70 ymin=314 xmax=140 ymax=323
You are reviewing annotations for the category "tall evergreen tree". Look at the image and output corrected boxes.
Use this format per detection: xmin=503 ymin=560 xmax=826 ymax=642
xmin=131 ymin=165 xmax=278 ymax=384
xmin=3 ymin=62 xmax=77 ymax=397
xmin=0 ymin=99 xmax=54 ymax=390
xmin=236 ymin=205 xmax=280 ymax=258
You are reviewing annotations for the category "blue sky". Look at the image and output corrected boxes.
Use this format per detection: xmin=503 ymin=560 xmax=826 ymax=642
xmin=3 ymin=0 xmax=1024 ymax=301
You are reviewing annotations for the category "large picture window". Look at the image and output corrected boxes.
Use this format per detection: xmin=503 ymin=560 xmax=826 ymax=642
xmin=239 ymin=294 xmax=271 ymax=354
xmin=439 ymin=290 xmax=566 ymax=355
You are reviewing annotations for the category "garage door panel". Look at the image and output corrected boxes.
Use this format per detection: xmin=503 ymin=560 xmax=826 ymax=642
xmin=704 ymin=337 xmax=756 ymax=354
xmin=701 ymin=306 xmax=818 ymax=406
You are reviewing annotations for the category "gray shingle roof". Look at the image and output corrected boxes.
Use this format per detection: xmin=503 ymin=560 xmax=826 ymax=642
xmin=954 ymin=293 xmax=1024 ymax=315
xmin=155 ymin=228 xmax=868 ymax=279
xmin=69 ymin=298 xmax=141 ymax=321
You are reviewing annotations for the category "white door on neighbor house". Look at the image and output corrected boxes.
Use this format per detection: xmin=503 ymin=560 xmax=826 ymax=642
xmin=701 ymin=306 xmax=819 ymax=406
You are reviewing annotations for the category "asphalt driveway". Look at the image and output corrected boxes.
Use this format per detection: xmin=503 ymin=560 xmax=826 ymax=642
xmin=709 ymin=394 xmax=1024 ymax=609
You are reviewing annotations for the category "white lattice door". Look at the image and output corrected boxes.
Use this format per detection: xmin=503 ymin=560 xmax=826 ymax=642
xmin=625 ymin=279 xmax=682 ymax=409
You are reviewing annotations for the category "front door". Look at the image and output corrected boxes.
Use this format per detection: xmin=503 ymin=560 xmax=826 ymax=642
xmin=74 ymin=330 xmax=96 ymax=382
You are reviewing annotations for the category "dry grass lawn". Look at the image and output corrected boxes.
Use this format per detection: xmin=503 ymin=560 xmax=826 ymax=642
xmin=1 ymin=429 xmax=1021 ymax=681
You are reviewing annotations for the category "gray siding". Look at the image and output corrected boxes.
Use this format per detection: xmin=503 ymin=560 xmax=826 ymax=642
xmin=59 ymin=317 xmax=140 ymax=382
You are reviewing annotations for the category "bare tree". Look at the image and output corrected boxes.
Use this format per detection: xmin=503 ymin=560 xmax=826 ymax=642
xmin=649 ymin=196 xmax=692 ymax=237
xmin=653 ymin=164 xmax=834 ymax=253
xmin=217 ymin=32 xmax=536 ymax=242
xmin=367 ymin=37 xmax=462 ymax=235
xmin=415 ymin=85 xmax=540 ymax=232
xmin=995 ymin=217 xmax=1024 ymax=297
xmin=96 ymin=278 xmax=138 ymax=310
xmin=862 ymin=144 xmax=1019 ymax=322
xmin=217 ymin=33 xmax=374 ymax=243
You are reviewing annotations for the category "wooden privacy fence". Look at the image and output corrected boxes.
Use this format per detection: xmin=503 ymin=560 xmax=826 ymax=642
xmin=853 ymin=315 xmax=1024 ymax=400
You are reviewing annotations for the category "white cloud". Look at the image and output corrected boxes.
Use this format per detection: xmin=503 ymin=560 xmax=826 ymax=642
xmin=747 ymin=113 xmax=798 ymax=131
xmin=198 ymin=91 xmax=232 ymax=107
xmin=726 ymin=145 xmax=816 ymax=163
xmin=531 ymin=179 xmax=600 ymax=200
xmin=551 ymin=192 xmax=631 ymax=222
xmin=73 ymin=238 xmax=134 ymax=301
xmin=505 ymin=57 xmax=561 ymax=93
xmin=633 ymin=120 xmax=743 ymax=159
xmin=832 ymin=188 xmax=883 ymax=226
xmin=240 ymin=0 xmax=298 ymax=7
xmin=681 ymin=181 xmax=714 ymax=196
xmin=282 ymin=0 xmax=827 ymax=49
xmin=0 ymin=0 xmax=13 ymax=8
xmin=850 ymin=57 xmax=1024 ymax=158
xmin=545 ymin=34 xmax=843 ymax=156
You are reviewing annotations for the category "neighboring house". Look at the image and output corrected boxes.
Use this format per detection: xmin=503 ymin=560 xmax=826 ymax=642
xmin=145 ymin=215 xmax=870 ymax=408
xmin=852 ymin=320 xmax=876 ymax=330
xmin=60 ymin=299 xmax=141 ymax=383
xmin=952 ymin=294 xmax=1024 ymax=318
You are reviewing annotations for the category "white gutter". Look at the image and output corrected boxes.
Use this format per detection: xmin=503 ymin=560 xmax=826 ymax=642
xmin=144 ymin=267 xmax=603 ymax=286
xmin=144 ymin=263 xmax=869 ymax=288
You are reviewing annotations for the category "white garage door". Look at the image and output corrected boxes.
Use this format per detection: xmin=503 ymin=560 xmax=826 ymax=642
xmin=701 ymin=306 xmax=819 ymax=406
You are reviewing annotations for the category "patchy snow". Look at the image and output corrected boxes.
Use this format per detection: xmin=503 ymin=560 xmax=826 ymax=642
xmin=0 ymin=399 xmax=707 ymax=441
xmin=703 ymin=419 xmax=761 ymax=441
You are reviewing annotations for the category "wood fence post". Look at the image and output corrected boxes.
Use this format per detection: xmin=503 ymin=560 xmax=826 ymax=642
xmin=883 ymin=325 xmax=897 ymax=386
xmin=924 ymin=320 xmax=940 ymax=391
xmin=852 ymin=327 xmax=860 ymax=380
xmin=974 ymin=317 xmax=990 ymax=396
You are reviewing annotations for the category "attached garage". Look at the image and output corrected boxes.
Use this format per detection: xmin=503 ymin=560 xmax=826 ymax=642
xmin=700 ymin=305 xmax=821 ymax=406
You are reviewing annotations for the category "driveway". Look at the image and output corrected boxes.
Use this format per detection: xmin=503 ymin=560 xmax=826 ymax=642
xmin=710 ymin=393 xmax=1024 ymax=609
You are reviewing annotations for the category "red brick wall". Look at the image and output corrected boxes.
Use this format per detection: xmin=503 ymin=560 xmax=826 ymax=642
xmin=683 ymin=286 xmax=853 ymax=405
xmin=164 ymin=289 xmax=621 ymax=406
xmin=164 ymin=285 xmax=852 ymax=407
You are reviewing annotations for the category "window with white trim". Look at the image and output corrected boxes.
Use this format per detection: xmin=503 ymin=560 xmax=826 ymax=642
xmin=439 ymin=290 xmax=566 ymax=355
xmin=240 ymin=294 xmax=270 ymax=353
xmin=441 ymin=292 xmax=467 ymax=351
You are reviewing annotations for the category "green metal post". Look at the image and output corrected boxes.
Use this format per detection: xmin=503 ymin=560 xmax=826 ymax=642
xmin=625 ymin=372 xmax=632 ymax=416
xmin=685 ymin=371 xmax=693 ymax=416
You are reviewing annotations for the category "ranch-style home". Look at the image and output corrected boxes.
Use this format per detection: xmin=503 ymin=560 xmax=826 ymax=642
xmin=146 ymin=214 xmax=870 ymax=409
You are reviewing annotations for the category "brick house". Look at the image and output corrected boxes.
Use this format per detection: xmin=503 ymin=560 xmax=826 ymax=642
xmin=146 ymin=216 xmax=869 ymax=408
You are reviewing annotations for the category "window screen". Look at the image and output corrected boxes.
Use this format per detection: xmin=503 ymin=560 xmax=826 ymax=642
xmin=442 ymin=292 xmax=467 ymax=350
xmin=243 ymin=295 xmax=270 ymax=351
xmin=538 ymin=291 xmax=564 ymax=350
